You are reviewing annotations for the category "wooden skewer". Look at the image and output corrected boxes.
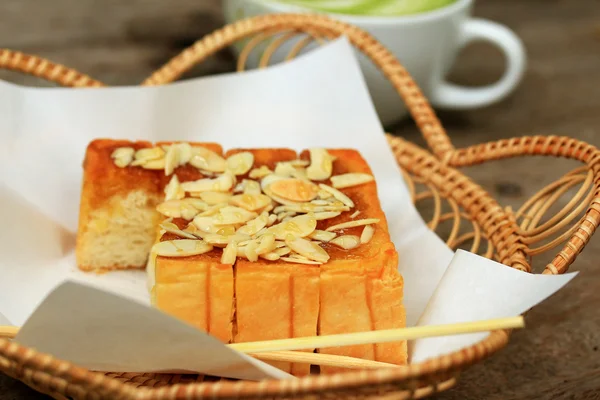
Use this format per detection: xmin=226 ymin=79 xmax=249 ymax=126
xmin=250 ymin=351 xmax=401 ymax=369
xmin=0 ymin=326 xmax=17 ymax=339
xmin=229 ymin=316 xmax=524 ymax=353
xmin=0 ymin=316 xmax=523 ymax=369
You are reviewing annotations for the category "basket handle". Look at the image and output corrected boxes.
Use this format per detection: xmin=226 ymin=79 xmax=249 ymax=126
xmin=141 ymin=13 xmax=456 ymax=161
xmin=0 ymin=49 xmax=104 ymax=87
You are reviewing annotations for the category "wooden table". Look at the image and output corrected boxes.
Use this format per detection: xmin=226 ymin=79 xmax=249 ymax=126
xmin=1 ymin=1 xmax=599 ymax=399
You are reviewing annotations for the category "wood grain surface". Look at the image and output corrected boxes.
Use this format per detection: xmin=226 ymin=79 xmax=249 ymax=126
xmin=1 ymin=0 xmax=599 ymax=399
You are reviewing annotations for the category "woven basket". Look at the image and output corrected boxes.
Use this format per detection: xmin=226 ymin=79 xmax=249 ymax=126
xmin=1 ymin=13 xmax=599 ymax=400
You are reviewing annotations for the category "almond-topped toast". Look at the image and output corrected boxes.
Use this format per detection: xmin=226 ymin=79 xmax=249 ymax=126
xmin=76 ymin=139 xmax=407 ymax=375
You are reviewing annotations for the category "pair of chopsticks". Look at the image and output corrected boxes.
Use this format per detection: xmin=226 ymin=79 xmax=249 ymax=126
xmin=0 ymin=316 xmax=523 ymax=370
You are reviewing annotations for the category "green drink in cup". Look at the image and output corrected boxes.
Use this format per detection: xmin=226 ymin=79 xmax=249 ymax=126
xmin=272 ymin=0 xmax=458 ymax=16
xmin=223 ymin=0 xmax=526 ymax=126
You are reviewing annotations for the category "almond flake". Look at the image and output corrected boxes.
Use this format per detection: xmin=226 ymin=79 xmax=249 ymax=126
xmin=176 ymin=143 xmax=193 ymax=165
xmin=164 ymin=175 xmax=185 ymax=201
xmin=274 ymin=246 xmax=291 ymax=256
xmin=199 ymin=191 xmax=232 ymax=205
xmin=256 ymin=233 xmax=276 ymax=255
xmin=325 ymin=218 xmax=380 ymax=232
xmin=221 ymin=241 xmax=238 ymax=264
xmin=360 ymin=225 xmax=375 ymax=244
xmin=313 ymin=211 xmax=342 ymax=220
xmin=280 ymin=256 xmax=322 ymax=265
xmin=227 ymin=152 xmax=254 ymax=175
xmin=244 ymin=240 xmax=259 ymax=262
xmin=181 ymin=172 xmax=234 ymax=193
xmin=267 ymin=214 xmax=278 ymax=226
xmin=290 ymin=159 xmax=310 ymax=167
xmin=249 ymin=166 xmax=273 ymax=179
xmin=196 ymin=203 xmax=228 ymax=217
xmin=164 ymin=145 xmax=179 ymax=176
xmin=132 ymin=147 xmax=165 ymax=163
xmin=189 ymin=147 xmax=226 ymax=172
xmin=153 ymin=239 xmax=213 ymax=257
xmin=260 ymin=252 xmax=281 ymax=261
xmin=141 ymin=158 xmax=166 ymax=170
xmin=192 ymin=216 xmax=221 ymax=234
xmin=274 ymin=162 xmax=297 ymax=177
xmin=111 ymin=147 xmax=134 ymax=168
xmin=277 ymin=211 xmax=297 ymax=221
xmin=308 ymin=230 xmax=336 ymax=242
xmin=350 ymin=210 xmax=361 ymax=219
xmin=213 ymin=206 xmax=257 ymax=225
xmin=285 ymin=236 xmax=329 ymax=263
xmin=237 ymin=213 xmax=269 ymax=236
xmin=242 ymin=180 xmax=262 ymax=195
xmin=318 ymin=184 xmax=354 ymax=208
xmin=317 ymin=189 xmax=333 ymax=199
xmin=269 ymin=214 xmax=317 ymax=240
xmin=269 ymin=178 xmax=319 ymax=202
xmin=229 ymin=193 xmax=272 ymax=211
xmin=204 ymin=233 xmax=251 ymax=246
xmin=311 ymin=200 xmax=330 ymax=206
xmin=156 ymin=198 xmax=207 ymax=219
xmin=330 ymin=235 xmax=361 ymax=250
xmin=331 ymin=173 xmax=374 ymax=189
xmin=159 ymin=222 xmax=197 ymax=239
xmin=306 ymin=148 xmax=333 ymax=181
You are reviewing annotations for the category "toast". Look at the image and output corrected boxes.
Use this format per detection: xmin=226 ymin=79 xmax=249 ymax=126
xmin=77 ymin=139 xmax=407 ymax=375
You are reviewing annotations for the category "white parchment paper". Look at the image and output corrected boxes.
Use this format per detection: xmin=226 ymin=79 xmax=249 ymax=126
xmin=0 ymin=38 xmax=576 ymax=377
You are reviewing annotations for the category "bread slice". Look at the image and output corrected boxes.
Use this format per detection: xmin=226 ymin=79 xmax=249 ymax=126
xmin=77 ymin=140 xmax=406 ymax=375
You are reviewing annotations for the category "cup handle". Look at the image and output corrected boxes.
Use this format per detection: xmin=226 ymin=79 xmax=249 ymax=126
xmin=430 ymin=18 xmax=526 ymax=109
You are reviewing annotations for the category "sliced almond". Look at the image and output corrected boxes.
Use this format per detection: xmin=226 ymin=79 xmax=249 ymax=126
xmin=278 ymin=203 xmax=349 ymax=214
xmin=199 ymin=191 xmax=232 ymax=205
xmin=176 ymin=143 xmax=193 ymax=165
xmin=111 ymin=147 xmax=134 ymax=168
xmin=330 ymin=235 xmax=361 ymax=250
xmin=189 ymin=147 xmax=226 ymax=172
xmin=274 ymin=246 xmax=291 ymax=256
xmin=196 ymin=203 xmax=228 ymax=217
xmin=156 ymin=199 xmax=207 ymax=219
xmin=269 ymin=214 xmax=317 ymax=240
xmin=308 ymin=230 xmax=337 ymax=242
xmin=229 ymin=193 xmax=272 ymax=211
xmin=192 ymin=216 xmax=221 ymax=234
xmin=243 ymin=180 xmax=262 ymax=195
xmin=244 ymin=240 xmax=259 ymax=262
xmin=311 ymin=199 xmax=330 ymax=206
xmin=164 ymin=144 xmax=179 ymax=176
xmin=226 ymin=152 xmax=254 ymax=175
xmin=267 ymin=214 xmax=278 ymax=226
xmin=317 ymin=189 xmax=333 ymax=199
xmin=181 ymin=172 xmax=234 ymax=193
xmin=274 ymin=162 xmax=297 ymax=177
xmin=249 ymin=165 xmax=273 ymax=179
xmin=350 ymin=210 xmax=361 ymax=219
xmin=331 ymin=173 xmax=375 ymax=189
xmin=289 ymin=159 xmax=310 ymax=167
xmin=313 ymin=211 xmax=342 ymax=220
xmin=325 ymin=218 xmax=380 ymax=232
xmin=141 ymin=158 xmax=166 ymax=170
xmin=260 ymin=252 xmax=281 ymax=261
xmin=318 ymin=184 xmax=354 ymax=208
xmin=277 ymin=211 xmax=297 ymax=221
xmin=285 ymin=236 xmax=329 ymax=263
xmin=204 ymin=233 xmax=251 ymax=246
xmin=281 ymin=256 xmax=322 ymax=265
xmin=132 ymin=147 xmax=165 ymax=164
xmin=237 ymin=212 xmax=269 ymax=236
xmin=221 ymin=241 xmax=238 ymax=264
xmin=164 ymin=175 xmax=185 ymax=201
xmin=213 ymin=206 xmax=257 ymax=225
xmin=153 ymin=239 xmax=213 ymax=257
xmin=306 ymin=148 xmax=333 ymax=181
xmin=159 ymin=222 xmax=197 ymax=239
xmin=255 ymin=233 xmax=276 ymax=255
xmin=360 ymin=225 xmax=375 ymax=244
xmin=269 ymin=178 xmax=319 ymax=202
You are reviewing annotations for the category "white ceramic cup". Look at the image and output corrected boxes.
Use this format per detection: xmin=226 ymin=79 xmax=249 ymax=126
xmin=222 ymin=0 xmax=526 ymax=126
